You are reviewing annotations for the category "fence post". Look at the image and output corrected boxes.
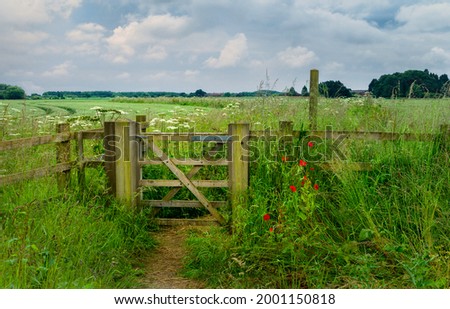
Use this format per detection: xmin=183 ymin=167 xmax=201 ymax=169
xmin=76 ymin=131 xmax=86 ymax=191
xmin=56 ymin=123 xmax=71 ymax=190
xmin=136 ymin=115 xmax=147 ymax=133
xmin=111 ymin=120 xmax=139 ymax=208
xmin=228 ymin=123 xmax=250 ymax=230
xmin=309 ymin=69 xmax=319 ymax=131
xmin=279 ymin=121 xmax=294 ymax=159
xmin=104 ymin=122 xmax=116 ymax=196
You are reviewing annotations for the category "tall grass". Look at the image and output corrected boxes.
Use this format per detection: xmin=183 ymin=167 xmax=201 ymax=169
xmin=1 ymin=159 xmax=155 ymax=288
xmin=2 ymin=96 xmax=449 ymax=289
xmin=183 ymin=97 xmax=450 ymax=288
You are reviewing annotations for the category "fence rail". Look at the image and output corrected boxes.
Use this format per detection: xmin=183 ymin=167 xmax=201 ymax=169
xmin=1 ymin=121 xmax=448 ymax=188
xmin=1 ymin=69 xmax=449 ymax=227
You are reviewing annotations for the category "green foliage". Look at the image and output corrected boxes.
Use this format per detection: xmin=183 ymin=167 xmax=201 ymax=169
xmin=0 ymin=171 xmax=155 ymax=288
xmin=369 ymin=69 xmax=449 ymax=98
xmin=0 ymin=84 xmax=26 ymax=100
xmin=319 ymin=80 xmax=353 ymax=98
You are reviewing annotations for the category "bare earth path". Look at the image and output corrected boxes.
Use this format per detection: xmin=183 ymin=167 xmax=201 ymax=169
xmin=141 ymin=226 xmax=206 ymax=289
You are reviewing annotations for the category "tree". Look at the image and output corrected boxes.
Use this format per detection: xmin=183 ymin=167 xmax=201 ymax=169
xmin=301 ymin=85 xmax=309 ymax=96
xmin=0 ymin=84 xmax=26 ymax=100
xmin=192 ymin=89 xmax=207 ymax=97
xmin=318 ymin=80 xmax=352 ymax=98
xmin=368 ymin=69 xmax=448 ymax=98
xmin=286 ymin=86 xmax=300 ymax=96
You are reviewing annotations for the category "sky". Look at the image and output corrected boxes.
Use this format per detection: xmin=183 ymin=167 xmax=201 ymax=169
xmin=1 ymin=0 xmax=450 ymax=94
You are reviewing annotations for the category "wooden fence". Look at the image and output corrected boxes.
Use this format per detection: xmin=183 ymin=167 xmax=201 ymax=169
xmin=1 ymin=69 xmax=448 ymax=226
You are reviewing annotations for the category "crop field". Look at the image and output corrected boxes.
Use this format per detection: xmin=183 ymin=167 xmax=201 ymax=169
xmin=1 ymin=96 xmax=449 ymax=288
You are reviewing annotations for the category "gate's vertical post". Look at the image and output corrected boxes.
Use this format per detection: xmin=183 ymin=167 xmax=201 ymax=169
xmin=136 ymin=115 xmax=147 ymax=133
xmin=228 ymin=123 xmax=250 ymax=230
xmin=113 ymin=120 xmax=139 ymax=208
xmin=309 ymin=69 xmax=319 ymax=131
xmin=56 ymin=123 xmax=71 ymax=191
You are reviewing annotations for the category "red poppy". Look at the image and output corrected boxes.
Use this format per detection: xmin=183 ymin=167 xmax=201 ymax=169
xmin=313 ymin=184 xmax=319 ymax=191
xmin=303 ymin=175 xmax=308 ymax=180
xmin=269 ymin=227 xmax=274 ymax=232
xmin=281 ymin=156 xmax=287 ymax=162
xmin=301 ymin=180 xmax=305 ymax=187
xmin=310 ymin=167 xmax=315 ymax=171
xmin=263 ymin=214 xmax=270 ymax=221
xmin=299 ymin=160 xmax=307 ymax=167
xmin=289 ymin=185 xmax=297 ymax=192
xmin=308 ymin=141 xmax=314 ymax=148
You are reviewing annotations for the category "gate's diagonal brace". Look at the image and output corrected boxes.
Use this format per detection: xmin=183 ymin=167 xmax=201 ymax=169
xmin=149 ymin=141 xmax=226 ymax=225
xmin=151 ymin=165 xmax=202 ymax=216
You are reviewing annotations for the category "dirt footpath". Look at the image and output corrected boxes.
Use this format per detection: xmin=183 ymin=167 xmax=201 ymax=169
xmin=141 ymin=226 xmax=206 ymax=289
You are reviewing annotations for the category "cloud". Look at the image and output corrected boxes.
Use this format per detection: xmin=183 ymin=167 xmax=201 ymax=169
xmin=0 ymin=0 xmax=81 ymax=24
xmin=42 ymin=62 xmax=75 ymax=77
xmin=105 ymin=14 xmax=191 ymax=63
xmin=425 ymin=47 xmax=450 ymax=64
xmin=396 ymin=3 xmax=450 ymax=32
xmin=116 ymin=72 xmax=131 ymax=79
xmin=277 ymin=46 xmax=317 ymax=68
xmin=204 ymin=33 xmax=248 ymax=68
xmin=143 ymin=46 xmax=168 ymax=61
xmin=66 ymin=23 xmax=107 ymax=55
xmin=67 ymin=23 xmax=106 ymax=42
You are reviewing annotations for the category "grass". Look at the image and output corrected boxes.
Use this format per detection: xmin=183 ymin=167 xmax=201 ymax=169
xmin=1 ymin=95 xmax=449 ymax=288
xmin=1 ymin=169 xmax=155 ymax=288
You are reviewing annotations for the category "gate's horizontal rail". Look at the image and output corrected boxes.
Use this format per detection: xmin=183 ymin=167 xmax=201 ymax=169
xmin=141 ymin=132 xmax=230 ymax=142
xmin=139 ymin=158 xmax=228 ymax=166
xmin=141 ymin=200 xmax=226 ymax=208
xmin=140 ymin=179 xmax=228 ymax=188
xmin=155 ymin=218 xmax=221 ymax=226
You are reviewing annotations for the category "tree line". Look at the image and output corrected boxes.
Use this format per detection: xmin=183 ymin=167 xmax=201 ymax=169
xmin=2 ymin=69 xmax=449 ymax=100
xmin=0 ymin=84 xmax=26 ymax=100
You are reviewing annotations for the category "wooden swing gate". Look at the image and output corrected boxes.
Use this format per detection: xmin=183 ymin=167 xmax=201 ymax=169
xmin=103 ymin=120 xmax=249 ymax=226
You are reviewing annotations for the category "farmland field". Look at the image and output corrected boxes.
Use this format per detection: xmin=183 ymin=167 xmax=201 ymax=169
xmin=1 ymin=96 xmax=449 ymax=288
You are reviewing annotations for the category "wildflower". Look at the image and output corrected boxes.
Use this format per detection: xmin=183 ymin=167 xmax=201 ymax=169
xmin=289 ymin=185 xmax=297 ymax=192
xmin=310 ymin=167 xmax=315 ymax=171
xmin=314 ymin=184 xmax=319 ymax=191
xmin=308 ymin=141 xmax=314 ymax=148
xmin=281 ymin=156 xmax=287 ymax=162
xmin=303 ymin=176 xmax=308 ymax=180
xmin=263 ymin=214 xmax=270 ymax=221
xmin=299 ymin=160 xmax=307 ymax=167
xmin=269 ymin=227 xmax=274 ymax=232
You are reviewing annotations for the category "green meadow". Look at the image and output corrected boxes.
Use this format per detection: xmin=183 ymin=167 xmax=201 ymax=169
xmin=1 ymin=96 xmax=449 ymax=288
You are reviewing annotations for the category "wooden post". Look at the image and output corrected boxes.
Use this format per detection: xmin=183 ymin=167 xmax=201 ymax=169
xmin=136 ymin=115 xmax=147 ymax=133
xmin=56 ymin=123 xmax=71 ymax=190
xmin=135 ymin=115 xmax=147 ymax=161
xmin=76 ymin=131 xmax=85 ymax=191
xmin=309 ymin=69 xmax=319 ymax=131
xmin=279 ymin=121 xmax=294 ymax=159
xmin=104 ymin=122 xmax=116 ymax=195
xmin=228 ymin=123 xmax=250 ymax=230
xmin=112 ymin=121 xmax=139 ymax=208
